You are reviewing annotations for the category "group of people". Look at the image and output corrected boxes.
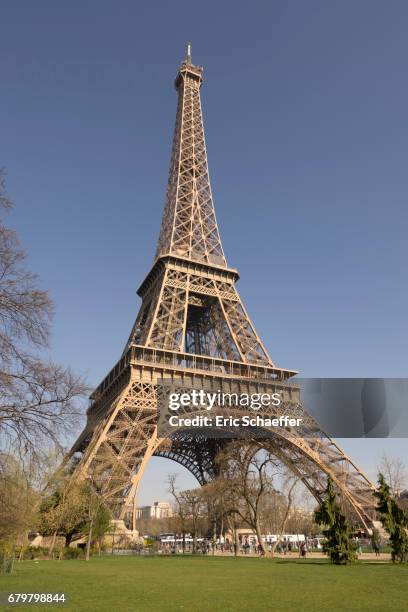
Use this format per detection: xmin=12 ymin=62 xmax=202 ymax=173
xmin=156 ymin=533 xmax=383 ymax=557
xmin=239 ymin=537 xmax=309 ymax=557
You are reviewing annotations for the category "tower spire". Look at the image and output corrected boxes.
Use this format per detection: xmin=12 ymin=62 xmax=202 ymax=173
xmin=155 ymin=52 xmax=227 ymax=267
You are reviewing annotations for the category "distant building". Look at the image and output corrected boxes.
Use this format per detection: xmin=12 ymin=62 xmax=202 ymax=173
xmin=135 ymin=501 xmax=173 ymax=520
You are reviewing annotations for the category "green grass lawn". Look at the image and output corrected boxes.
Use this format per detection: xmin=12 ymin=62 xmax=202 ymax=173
xmin=1 ymin=556 xmax=407 ymax=612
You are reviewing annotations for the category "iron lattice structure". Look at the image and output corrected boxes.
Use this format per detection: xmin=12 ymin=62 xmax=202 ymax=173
xmin=70 ymin=49 xmax=378 ymax=531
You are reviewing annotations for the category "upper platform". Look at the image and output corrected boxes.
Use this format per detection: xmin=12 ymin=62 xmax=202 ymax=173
xmin=175 ymin=43 xmax=203 ymax=88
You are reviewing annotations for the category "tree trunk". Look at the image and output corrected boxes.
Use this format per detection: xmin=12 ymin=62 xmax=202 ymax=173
xmin=18 ymin=531 xmax=28 ymax=561
xmin=234 ymin=528 xmax=238 ymax=557
xmin=255 ymin=521 xmax=267 ymax=556
xmin=85 ymin=518 xmax=93 ymax=561
xmin=65 ymin=532 xmax=73 ymax=548
xmin=271 ymin=481 xmax=297 ymax=557
xmin=48 ymin=530 xmax=58 ymax=558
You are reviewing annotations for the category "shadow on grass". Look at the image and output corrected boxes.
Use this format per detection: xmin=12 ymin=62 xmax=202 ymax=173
xmin=275 ymin=559 xmax=329 ymax=565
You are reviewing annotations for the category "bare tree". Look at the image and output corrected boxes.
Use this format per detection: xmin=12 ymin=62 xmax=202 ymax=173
xmin=217 ymin=444 xmax=278 ymax=555
xmin=0 ymin=453 xmax=39 ymax=546
xmin=168 ymin=474 xmax=189 ymax=553
xmin=285 ymin=508 xmax=316 ymax=538
xmin=167 ymin=475 xmax=207 ymax=553
xmin=202 ymin=478 xmax=242 ymax=556
xmin=379 ymin=454 xmax=407 ymax=497
xmin=269 ymin=474 xmax=298 ymax=557
xmin=0 ymin=170 xmax=87 ymax=466
xmin=200 ymin=479 xmax=228 ymax=553
xmin=136 ymin=516 xmax=173 ymax=538
xmin=214 ymin=443 xmax=310 ymax=556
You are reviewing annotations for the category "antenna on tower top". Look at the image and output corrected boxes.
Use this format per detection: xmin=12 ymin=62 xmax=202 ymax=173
xmin=186 ymin=42 xmax=192 ymax=63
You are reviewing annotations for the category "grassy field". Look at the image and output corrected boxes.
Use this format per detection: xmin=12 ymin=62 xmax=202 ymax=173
xmin=1 ymin=556 xmax=407 ymax=612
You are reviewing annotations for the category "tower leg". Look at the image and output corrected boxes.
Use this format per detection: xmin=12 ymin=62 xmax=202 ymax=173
xmin=72 ymin=380 xmax=159 ymax=523
xmin=120 ymin=428 xmax=162 ymax=529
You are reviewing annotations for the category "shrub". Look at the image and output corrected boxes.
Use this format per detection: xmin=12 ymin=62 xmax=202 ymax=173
xmin=63 ymin=547 xmax=83 ymax=560
xmin=23 ymin=546 xmax=49 ymax=560
xmin=0 ymin=550 xmax=15 ymax=575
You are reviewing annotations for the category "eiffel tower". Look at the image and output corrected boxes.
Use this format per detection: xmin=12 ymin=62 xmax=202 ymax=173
xmin=70 ymin=46 xmax=378 ymax=532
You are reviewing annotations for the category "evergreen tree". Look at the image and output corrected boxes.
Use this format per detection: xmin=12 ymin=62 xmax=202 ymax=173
xmin=314 ymin=478 xmax=357 ymax=565
xmin=375 ymin=473 xmax=408 ymax=563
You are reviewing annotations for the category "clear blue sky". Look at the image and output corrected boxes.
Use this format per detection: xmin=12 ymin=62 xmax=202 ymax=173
xmin=1 ymin=1 xmax=407 ymax=504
